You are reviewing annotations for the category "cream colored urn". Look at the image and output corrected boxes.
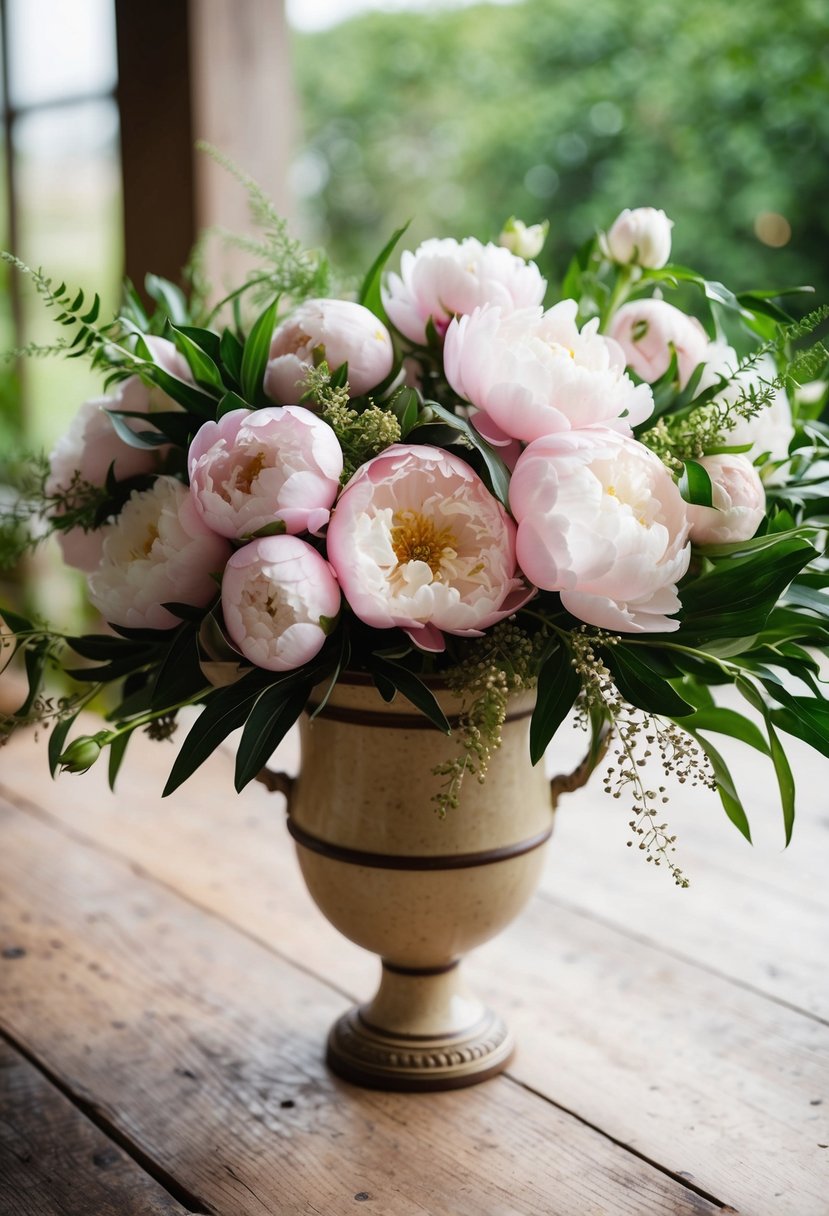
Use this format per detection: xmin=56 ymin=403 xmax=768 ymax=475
xmin=263 ymin=674 xmax=581 ymax=1091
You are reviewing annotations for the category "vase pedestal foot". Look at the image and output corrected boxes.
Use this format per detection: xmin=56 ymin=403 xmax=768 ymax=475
xmin=325 ymin=962 xmax=514 ymax=1091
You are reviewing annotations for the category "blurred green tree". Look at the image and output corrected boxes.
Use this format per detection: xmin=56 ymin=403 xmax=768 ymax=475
xmin=292 ymin=0 xmax=829 ymax=301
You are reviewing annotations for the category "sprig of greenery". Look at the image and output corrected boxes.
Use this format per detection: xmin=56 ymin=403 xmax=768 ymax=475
xmin=304 ymin=362 xmax=402 ymax=480
xmin=432 ymin=620 xmax=548 ymax=816
xmin=195 ymin=142 xmax=331 ymax=323
xmin=569 ymin=630 xmax=698 ymax=886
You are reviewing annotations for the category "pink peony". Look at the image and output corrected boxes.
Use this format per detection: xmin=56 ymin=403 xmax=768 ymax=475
xmin=601 ymin=208 xmax=674 ymax=269
xmin=188 ymin=407 xmax=343 ymax=539
xmin=222 ymin=535 xmax=340 ymax=672
xmin=444 ymin=301 xmax=653 ymax=443
xmin=326 ymin=444 xmax=530 ymax=651
xmin=382 ymin=236 xmax=546 ymax=345
xmin=264 ymin=299 xmax=394 ymax=403
xmin=46 ymin=336 xmax=196 ymax=571
xmin=609 ymin=298 xmax=710 ymax=389
xmin=88 ymin=477 xmax=232 ymax=630
xmin=510 ymin=428 xmax=691 ymax=633
xmin=686 ymin=454 xmax=766 ymax=545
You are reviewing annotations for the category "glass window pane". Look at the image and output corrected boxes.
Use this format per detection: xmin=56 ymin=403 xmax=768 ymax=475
xmin=7 ymin=0 xmax=117 ymax=109
xmin=14 ymin=99 xmax=123 ymax=447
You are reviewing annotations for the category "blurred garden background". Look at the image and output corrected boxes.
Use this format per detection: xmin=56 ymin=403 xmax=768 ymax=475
xmin=0 ymin=0 xmax=827 ymax=620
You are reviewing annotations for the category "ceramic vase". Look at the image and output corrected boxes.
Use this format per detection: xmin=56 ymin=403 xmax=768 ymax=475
xmin=262 ymin=674 xmax=584 ymax=1091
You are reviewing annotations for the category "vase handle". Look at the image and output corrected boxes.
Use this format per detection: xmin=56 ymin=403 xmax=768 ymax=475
xmin=255 ymin=767 xmax=295 ymax=806
xmin=549 ymin=722 xmax=612 ymax=809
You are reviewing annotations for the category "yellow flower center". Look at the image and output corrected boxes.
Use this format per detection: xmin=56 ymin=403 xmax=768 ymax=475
xmin=136 ymin=525 xmax=158 ymax=558
xmin=235 ymin=450 xmax=267 ymax=495
xmin=391 ymin=510 xmax=456 ymax=578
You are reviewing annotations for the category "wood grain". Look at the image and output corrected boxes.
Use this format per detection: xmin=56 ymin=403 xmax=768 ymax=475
xmin=0 ymin=1039 xmax=190 ymax=1216
xmin=2 ymin=722 xmax=827 ymax=1213
xmin=0 ymin=797 xmax=721 ymax=1216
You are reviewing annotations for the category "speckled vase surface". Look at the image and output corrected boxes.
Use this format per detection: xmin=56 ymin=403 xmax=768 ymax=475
xmin=272 ymin=674 xmax=558 ymax=1091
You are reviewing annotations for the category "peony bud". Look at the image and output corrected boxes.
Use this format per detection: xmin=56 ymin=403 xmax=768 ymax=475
xmin=264 ymin=299 xmax=394 ymax=403
xmin=609 ymin=298 xmax=709 ymax=389
xmin=686 ymin=454 xmax=766 ymax=545
xmin=221 ymin=535 xmax=341 ymax=672
xmin=498 ymin=217 xmax=549 ymax=260
xmin=58 ymin=732 xmax=109 ymax=774
xmin=601 ymin=207 xmax=673 ymax=269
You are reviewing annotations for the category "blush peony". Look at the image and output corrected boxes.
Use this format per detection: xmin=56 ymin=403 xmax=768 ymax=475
xmin=188 ymin=406 xmax=343 ymax=539
xmin=88 ymin=477 xmax=232 ymax=630
xmin=264 ymin=298 xmax=394 ymax=403
xmin=444 ymin=301 xmax=653 ymax=443
xmin=609 ymin=298 xmax=710 ymax=389
xmin=686 ymin=454 xmax=766 ymax=545
xmin=510 ymin=428 xmax=691 ymax=633
xmin=382 ymin=236 xmax=546 ymax=346
xmin=326 ymin=444 xmax=530 ymax=651
xmin=222 ymin=535 xmax=340 ymax=672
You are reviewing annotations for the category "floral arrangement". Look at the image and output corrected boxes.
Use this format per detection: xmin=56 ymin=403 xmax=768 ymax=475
xmin=2 ymin=183 xmax=828 ymax=887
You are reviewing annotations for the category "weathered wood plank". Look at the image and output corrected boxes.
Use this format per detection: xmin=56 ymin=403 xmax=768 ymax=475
xmin=2 ymin=726 xmax=828 ymax=1213
xmin=0 ymin=1039 xmax=191 ymax=1216
xmin=0 ymin=799 xmax=720 ymax=1216
xmin=4 ymin=707 xmax=827 ymax=1019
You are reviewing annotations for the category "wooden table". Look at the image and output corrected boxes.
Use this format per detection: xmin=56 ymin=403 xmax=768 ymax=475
xmin=1 ymin=702 xmax=827 ymax=1215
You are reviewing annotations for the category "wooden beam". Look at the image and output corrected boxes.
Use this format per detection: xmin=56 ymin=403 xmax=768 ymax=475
xmin=115 ymin=0 xmax=196 ymax=291
xmin=188 ymin=0 xmax=298 ymax=294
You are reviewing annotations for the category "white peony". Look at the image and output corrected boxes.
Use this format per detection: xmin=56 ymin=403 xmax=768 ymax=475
xmin=382 ymin=236 xmax=547 ymax=345
xmin=510 ymin=428 xmax=691 ymax=633
xmin=444 ymin=301 xmax=653 ymax=443
xmin=89 ymin=477 xmax=232 ymax=630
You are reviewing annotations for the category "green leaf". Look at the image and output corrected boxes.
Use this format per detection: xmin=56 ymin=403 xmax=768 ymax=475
xmin=134 ymin=335 xmax=218 ymax=417
xmin=678 ymin=459 xmax=714 ymax=508
xmin=240 ymin=297 xmax=278 ymax=404
xmin=167 ymin=322 xmax=225 ymax=391
xmin=219 ymin=328 xmax=244 ymax=385
xmin=17 ymin=643 xmax=48 ymax=717
xmin=145 ymin=274 xmax=189 ymax=325
xmin=151 ymin=626 xmax=208 ymax=711
xmin=66 ymin=634 xmax=151 ymax=661
xmin=529 ymin=643 xmax=580 ymax=765
xmin=175 ymin=325 xmax=222 ymax=364
xmin=108 ymin=730 xmax=132 ymax=792
xmin=107 ymin=411 xmax=171 ymax=449
xmin=688 ymin=731 xmax=752 ymax=842
xmin=217 ymin=390 xmax=250 ymax=419
xmin=677 ymin=707 xmax=769 ymax=754
xmin=390 ymin=387 xmax=422 ymax=437
xmin=736 ymin=677 xmax=796 ymax=845
xmin=675 ymin=537 xmax=817 ymax=639
xmin=421 ymin=399 xmax=511 ymax=506
xmin=369 ymin=656 xmax=451 ymax=733
xmin=234 ymin=679 xmax=311 ymax=792
xmin=48 ymin=710 xmax=82 ymax=778
xmin=604 ymin=646 xmax=694 ymax=717
xmin=162 ymin=673 xmax=267 ymax=796
xmin=359 ymin=222 xmax=410 ymax=326
xmin=761 ymin=684 xmax=829 ymax=760
xmin=109 ymin=408 xmax=195 ymax=448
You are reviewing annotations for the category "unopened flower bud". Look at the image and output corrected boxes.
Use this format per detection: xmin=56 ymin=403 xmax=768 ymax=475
xmin=498 ymin=217 xmax=549 ymax=260
xmin=58 ymin=732 xmax=109 ymax=774
xmin=601 ymin=207 xmax=673 ymax=269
